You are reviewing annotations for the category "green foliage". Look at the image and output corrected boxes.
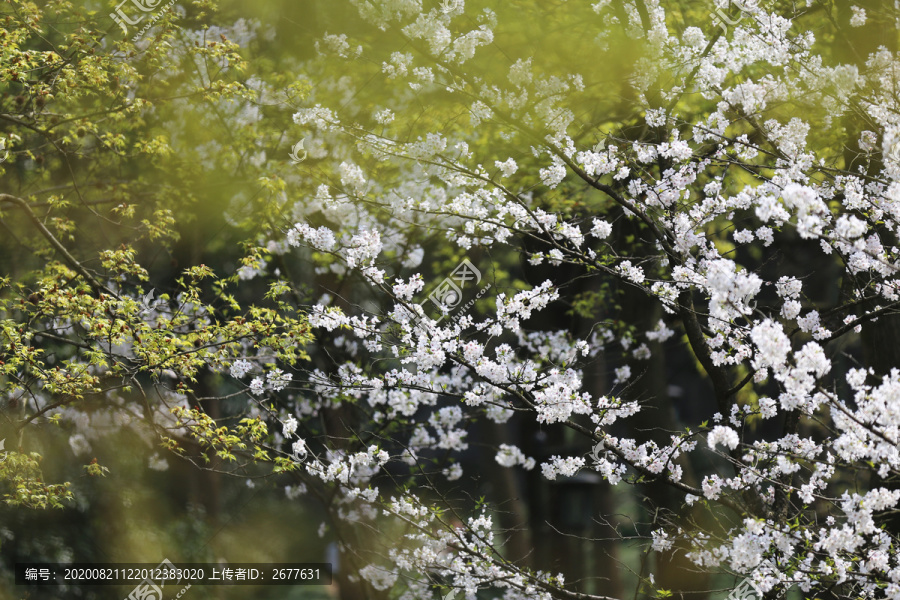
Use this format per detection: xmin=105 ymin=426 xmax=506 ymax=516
xmin=0 ymin=0 xmax=322 ymax=512
xmin=0 ymin=449 xmax=72 ymax=509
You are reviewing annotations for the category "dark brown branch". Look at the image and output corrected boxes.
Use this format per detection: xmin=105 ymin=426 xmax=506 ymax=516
xmin=0 ymin=193 xmax=118 ymax=298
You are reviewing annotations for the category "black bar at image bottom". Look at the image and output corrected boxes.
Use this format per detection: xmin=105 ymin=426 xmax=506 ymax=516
xmin=15 ymin=562 xmax=333 ymax=586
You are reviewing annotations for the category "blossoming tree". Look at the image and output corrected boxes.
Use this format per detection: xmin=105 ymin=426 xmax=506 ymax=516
xmin=6 ymin=0 xmax=900 ymax=599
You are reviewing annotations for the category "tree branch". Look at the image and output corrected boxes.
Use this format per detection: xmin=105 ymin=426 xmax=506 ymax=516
xmin=0 ymin=193 xmax=118 ymax=298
